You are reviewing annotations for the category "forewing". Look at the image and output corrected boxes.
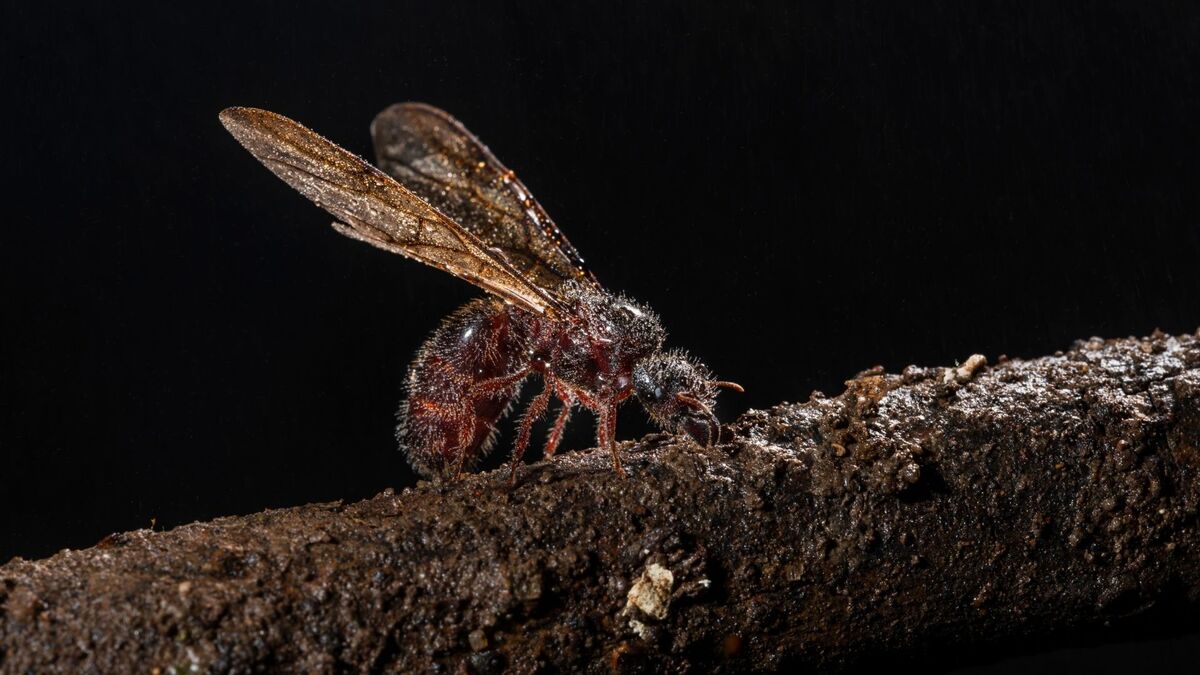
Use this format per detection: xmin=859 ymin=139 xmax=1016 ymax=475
xmin=219 ymin=107 xmax=561 ymax=315
xmin=371 ymin=103 xmax=597 ymax=292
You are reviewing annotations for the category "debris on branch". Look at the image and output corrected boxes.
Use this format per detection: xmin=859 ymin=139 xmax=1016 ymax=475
xmin=3 ymin=330 xmax=1200 ymax=672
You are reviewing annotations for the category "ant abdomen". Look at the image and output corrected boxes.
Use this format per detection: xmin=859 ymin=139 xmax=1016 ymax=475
xmin=396 ymin=299 xmax=532 ymax=479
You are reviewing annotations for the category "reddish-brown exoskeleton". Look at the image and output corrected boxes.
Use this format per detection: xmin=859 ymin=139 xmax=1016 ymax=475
xmin=220 ymin=104 xmax=741 ymax=481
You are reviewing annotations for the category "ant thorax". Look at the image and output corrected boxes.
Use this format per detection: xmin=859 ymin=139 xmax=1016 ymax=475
xmin=529 ymin=281 xmax=666 ymax=399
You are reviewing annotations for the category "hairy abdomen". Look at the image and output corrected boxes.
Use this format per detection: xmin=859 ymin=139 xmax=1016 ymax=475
xmin=396 ymin=298 xmax=531 ymax=478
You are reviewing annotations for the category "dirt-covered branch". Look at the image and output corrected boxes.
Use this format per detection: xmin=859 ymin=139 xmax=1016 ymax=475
xmin=3 ymin=331 xmax=1200 ymax=672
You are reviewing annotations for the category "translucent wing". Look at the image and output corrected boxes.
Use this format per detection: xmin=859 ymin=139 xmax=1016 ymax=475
xmin=371 ymin=103 xmax=597 ymax=292
xmin=219 ymin=107 xmax=563 ymax=315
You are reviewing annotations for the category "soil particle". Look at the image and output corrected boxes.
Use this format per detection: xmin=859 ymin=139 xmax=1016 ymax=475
xmin=624 ymin=563 xmax=675 ymax=621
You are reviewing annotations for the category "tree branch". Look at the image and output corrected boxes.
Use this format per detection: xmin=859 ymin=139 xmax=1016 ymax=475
xmin=3 ymin=331 xmax=1200 ymax=672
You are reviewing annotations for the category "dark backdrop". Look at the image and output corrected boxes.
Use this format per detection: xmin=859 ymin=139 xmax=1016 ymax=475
xmin=2 ymin=2 xmax=1199 ymax=671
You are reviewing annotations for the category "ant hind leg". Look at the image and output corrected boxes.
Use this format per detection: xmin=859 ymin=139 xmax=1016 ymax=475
xmin=451 ymin=423 xmax=474 ymax=480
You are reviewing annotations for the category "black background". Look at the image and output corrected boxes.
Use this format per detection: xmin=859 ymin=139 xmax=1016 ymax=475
xmin=2 ymin=2 xmax=1199 ymax=671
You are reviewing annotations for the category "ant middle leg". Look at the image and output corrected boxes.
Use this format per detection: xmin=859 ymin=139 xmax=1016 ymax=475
xmin=508 ymin=375 xmax=556 ymax=483
xmin=543 ymin=393 xmax=575 ymax=458
xmin=596 ymin=405 xmax=625 ymax=477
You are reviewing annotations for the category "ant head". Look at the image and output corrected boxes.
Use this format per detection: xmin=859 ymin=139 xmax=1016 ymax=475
xmin=633 ymin=351 xmax=743 ymax=447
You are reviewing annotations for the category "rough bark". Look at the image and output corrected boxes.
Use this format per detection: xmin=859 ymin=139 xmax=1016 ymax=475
xmin=3 ymin=331 xmax=1200 ymax=673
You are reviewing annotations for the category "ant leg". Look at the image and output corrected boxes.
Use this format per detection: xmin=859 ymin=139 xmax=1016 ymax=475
xmin=509 ymin=378 xmax=554 ymax=484
xmin=543 ymin=396 xmax=574 ymax=458
xmin=598 ymin=405 xmax=626 ymax=477
xmin=451 ymin=420 xmax=476 ymax=479
xmin=608 ymin=406 xmax=624 ymax=476
xmin=451 ymin=442 xmax=468 ymax=479
xmin=441 ymin=371 xmax=528 ymax=479
xmin=474 ymin=368 xmax=531 ymax=399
